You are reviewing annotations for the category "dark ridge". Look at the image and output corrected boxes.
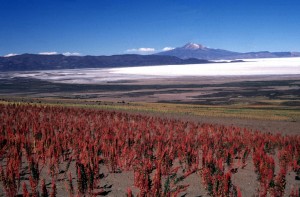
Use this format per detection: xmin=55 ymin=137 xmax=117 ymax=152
xmin=0 ymin=54 xmax=210 ymax=72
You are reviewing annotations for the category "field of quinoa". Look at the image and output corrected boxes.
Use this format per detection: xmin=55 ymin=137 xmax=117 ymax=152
xmin=0 ymin=103 xmax=299 ymax=196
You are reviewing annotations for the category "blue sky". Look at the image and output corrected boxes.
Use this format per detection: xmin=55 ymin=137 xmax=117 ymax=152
xmin=1 ymin=0 xmax=300 ymax=56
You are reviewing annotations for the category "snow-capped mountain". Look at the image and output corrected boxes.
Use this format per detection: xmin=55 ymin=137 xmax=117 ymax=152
xmin=156 ymin=43 xmax=300 ymax=60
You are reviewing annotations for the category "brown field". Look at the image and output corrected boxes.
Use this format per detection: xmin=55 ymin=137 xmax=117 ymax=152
xmin=0 ymin=74 xmax=299 ymax=134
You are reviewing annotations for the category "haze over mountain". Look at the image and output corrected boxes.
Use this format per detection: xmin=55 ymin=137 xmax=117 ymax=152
xmin=156 ymin=43 xmax=300 ymax=60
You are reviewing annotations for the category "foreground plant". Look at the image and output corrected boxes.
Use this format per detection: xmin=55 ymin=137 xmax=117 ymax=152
xmin=0 ymin=103 xmax=299 ymax=196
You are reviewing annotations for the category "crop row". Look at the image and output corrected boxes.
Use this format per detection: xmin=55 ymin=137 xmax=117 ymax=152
xmin=0 ymin=103 xmax=299 ymax=196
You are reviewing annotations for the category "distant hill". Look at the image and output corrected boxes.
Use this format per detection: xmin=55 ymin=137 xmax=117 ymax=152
xmin=1 ymin=44 xmax=299 ymax=72
xmin=0 ymin=54 xmax=210 ymax=71
xmin=156 ymin=43 xmax=300 ymax=60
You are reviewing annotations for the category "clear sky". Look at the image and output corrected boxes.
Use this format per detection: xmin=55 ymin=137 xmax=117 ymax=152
xmin=1 ymin=0 xmax=300 ymax=56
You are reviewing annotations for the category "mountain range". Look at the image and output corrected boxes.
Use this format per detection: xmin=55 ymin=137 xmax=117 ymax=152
xmin=0 ymin=54 xmax=209 ymax=71
xmin=156 ymin=43 xmax=300 ymax=60
xmin=1 ymin=43 xmax=299 ymax=71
